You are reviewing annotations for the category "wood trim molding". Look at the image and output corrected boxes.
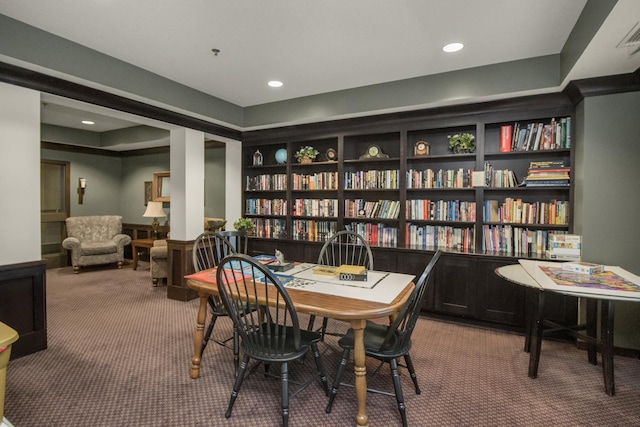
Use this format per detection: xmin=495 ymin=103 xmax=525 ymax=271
xmin=0 ymin=61 xmax=241 ymax=141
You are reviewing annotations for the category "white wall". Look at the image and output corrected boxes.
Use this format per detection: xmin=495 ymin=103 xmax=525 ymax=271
xmin=0 ymin=83 xmax=41 ymax=265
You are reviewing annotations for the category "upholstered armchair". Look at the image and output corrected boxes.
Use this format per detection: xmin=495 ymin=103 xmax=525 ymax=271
xmin=62 ymin=215 xmax=131 ymax=273
xmin=150 ymin=239 xmax=168 ymax=286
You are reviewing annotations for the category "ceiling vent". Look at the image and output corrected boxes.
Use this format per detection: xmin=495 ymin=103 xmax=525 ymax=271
xmin=617 ymin=21 xmax=640 ymax=56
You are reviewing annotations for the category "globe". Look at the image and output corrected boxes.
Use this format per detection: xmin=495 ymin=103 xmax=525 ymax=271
xmin=275 ymin=148 xmax=287 ymax=164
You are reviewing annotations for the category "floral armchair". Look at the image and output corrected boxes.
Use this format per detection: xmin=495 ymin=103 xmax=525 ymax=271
xmin=62 ymin=215 xmax=131 ymax=273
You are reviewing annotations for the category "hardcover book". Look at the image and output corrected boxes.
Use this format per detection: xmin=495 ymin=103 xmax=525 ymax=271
xmin=337 ymin=264 xmax=368 ymax=281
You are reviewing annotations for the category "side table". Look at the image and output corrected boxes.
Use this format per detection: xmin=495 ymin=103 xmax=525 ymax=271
xmin=131 ymin=238 xmax=155 ymax=270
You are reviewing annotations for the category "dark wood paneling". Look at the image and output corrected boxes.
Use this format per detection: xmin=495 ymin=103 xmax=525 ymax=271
xmin=166 ymin=239 xmax=197 ymax=301
xmin=0 ymin=260 xmax=47 ymax=359
xmin=433 ymin=254 xmax=475 ymax=318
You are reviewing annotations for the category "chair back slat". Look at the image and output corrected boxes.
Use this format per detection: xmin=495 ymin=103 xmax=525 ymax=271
xmin=217 ymin=254 xmax=302 ymax=359
xmin=192 ymin=231 xmax=236 ymax=272
xmin=317 ymin=230 xmax=374 ymax=270
xmin=216 ymin=230 xmax=249 ymax=255
xmin=381 ymin=250 xmax=442 ymax=352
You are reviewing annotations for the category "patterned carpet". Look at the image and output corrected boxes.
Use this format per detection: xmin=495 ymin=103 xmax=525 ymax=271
xmin=4 ymin=264 xmax=640 ymax=426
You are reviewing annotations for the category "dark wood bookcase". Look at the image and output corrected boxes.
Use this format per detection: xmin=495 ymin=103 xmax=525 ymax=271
xmin=241 ymin=93 xmax=578 ymax=332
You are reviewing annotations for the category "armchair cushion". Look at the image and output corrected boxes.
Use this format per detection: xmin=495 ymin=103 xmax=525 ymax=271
xmin=62 ymin=215 xmax=131 ymax=273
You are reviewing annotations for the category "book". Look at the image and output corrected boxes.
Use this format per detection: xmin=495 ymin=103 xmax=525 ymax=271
xmin=500 ymin=125 xmax=512 ymax=152
xmin=562 ymin=261 xmax=605 ymax=275
xmin=313 ymin=266 xmax=339 ymax=276
xmin=528 ymin=161 xmax=565 ymax=169
xmin=337 ymin=264 xmax=368 ymax=281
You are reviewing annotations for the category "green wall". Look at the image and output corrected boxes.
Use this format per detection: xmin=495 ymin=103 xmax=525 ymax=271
xmin=42 ymin=146 xmax=226 ymax=227
xmin=575 ymin=91 xmax=640 ymax=349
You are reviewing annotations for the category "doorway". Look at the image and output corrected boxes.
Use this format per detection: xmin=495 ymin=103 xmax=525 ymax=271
xmin=41 ymin=160 xmax=70 ymax=268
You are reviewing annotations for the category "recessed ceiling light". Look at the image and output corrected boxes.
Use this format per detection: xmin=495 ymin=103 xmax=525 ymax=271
xmin=268 ymin=80 xmax=283 ymax=88
xmin=443 ymin=42 xmax=464 ymax=53
xmin=82 ymin=120 xmax=95 ymax=125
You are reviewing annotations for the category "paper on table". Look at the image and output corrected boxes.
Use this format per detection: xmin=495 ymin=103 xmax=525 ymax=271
xmin=518 ymin=259 xmax=640 ymax=299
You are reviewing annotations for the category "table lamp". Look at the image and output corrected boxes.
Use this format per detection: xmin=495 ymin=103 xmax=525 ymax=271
xmin=143 ymin=201 xmax=166 ymax=238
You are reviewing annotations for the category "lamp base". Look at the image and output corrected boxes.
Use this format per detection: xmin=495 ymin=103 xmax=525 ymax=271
xmin=151 ymin=217 xmax=159 ymax=239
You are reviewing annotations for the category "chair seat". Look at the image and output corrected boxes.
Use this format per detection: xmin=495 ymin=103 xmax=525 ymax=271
xmin=80 ymin=241 xmax=117 ymax=255
xmin=338 ymin=321 xmax=407 ymax=359
xmin=243 ymin=324 xmax=322 ymax=362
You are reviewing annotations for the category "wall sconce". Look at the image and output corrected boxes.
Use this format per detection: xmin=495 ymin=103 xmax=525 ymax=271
xmin=78 ymin=178 xmax=87 ymax=204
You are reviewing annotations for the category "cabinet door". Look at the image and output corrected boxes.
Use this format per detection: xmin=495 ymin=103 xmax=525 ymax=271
xmin=433 ymin=254 xmax=476 ymax=317
xmin=476 ymin=259 xmax=525 ymax=327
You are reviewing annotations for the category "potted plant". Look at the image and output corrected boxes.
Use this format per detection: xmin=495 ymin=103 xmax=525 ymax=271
xmin=294 ymin=146 xmax=320 ymax=163
xmin=448 ymin=132 xmax=476 ymax=154
xmin=233 ymin=217 xmax=255 ymax=235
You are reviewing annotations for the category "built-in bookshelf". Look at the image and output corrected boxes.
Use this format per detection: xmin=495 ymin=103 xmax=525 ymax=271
xmin=242 ymin=105 xmax=574 ymax=258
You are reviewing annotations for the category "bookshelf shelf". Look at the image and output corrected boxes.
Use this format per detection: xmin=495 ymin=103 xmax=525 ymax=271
xmin=242 ymin=98 xmax=574 ymax=260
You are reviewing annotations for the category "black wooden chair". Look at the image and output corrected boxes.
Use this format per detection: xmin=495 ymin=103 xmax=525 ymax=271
xmin=216 ymin=230 xmax=249 ymax=255
xmin=192 ymin=231 xmax=241 ymax=373
xmin=216 ymin=254 xmax=329 ymax=426
xmin=325 ymin=250 xmax=442 ymax=427
xmin=309 ymin=230 xmax=374 ymax=340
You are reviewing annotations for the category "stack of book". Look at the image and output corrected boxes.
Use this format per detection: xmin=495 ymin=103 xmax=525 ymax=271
xmin=523 ymin=161 xmax=570 ymax=187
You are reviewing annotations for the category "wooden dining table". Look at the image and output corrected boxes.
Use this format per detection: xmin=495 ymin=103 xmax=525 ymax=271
xmin=186 ymin=263 xmax=415 ymax=427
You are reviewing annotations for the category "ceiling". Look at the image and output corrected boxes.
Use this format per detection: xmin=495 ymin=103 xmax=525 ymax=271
xmin=2 ymin=1 xmax=640 ymax=138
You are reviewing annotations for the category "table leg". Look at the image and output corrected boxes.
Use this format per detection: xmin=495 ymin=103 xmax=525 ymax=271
xmin=132 ymin=244 xmax=139 ymax=270
xmin=350 ymin=319 xmax=369 ymax=427
xmin=190 ymin=292 xmax=208 ymax=379
xmin=601 ymin=300 xmax=615 ymax=396
xmin=528 ymin=290 xmax=545 ymax=379
xmin=586 ymin=299 xmax=598 ymax=365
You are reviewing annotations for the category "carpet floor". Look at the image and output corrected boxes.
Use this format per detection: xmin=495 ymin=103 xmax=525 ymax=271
xmin=4 ymin=264 xmax=640 ymax=426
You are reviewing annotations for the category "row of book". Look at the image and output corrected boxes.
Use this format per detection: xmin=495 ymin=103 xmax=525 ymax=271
xmin=523 ymin=161 xmax=570 ymax=187
xmin=345 ymin=199 xmax=401 ymax=219
xmin=292 ymin=198 xmax=338 ymax=217
xmin=499 ymin=117 xmax=571 ymax=152
xmin=344 ymin=169 xmax=400 ymax=190
xmin=253 ymin=218 xmax=287 ymax=239
xmin=482 ymin=225 xmax=567 ymax=256
xmin=406 ymin=168 xmax=473 ymax=189
xmin=483 ymin=162 xmax=518 ymax=188
xmin=245 ymin=198 xmax=288 ymax=215
xmin=346 ymin=222 xmax=398 ymax=246
xmin=484 ymin=198 xmax=569 ymax=225
xmin=291 ymin=220 xmax=338 ymax=242
xmin=246 ymin=173 xmax=288 ymax=191
xmin=406 ymin=199 xmax=477 ymax=222
xmin=405 ymin=224 xmax=475 ymax=252
xmin=292 ymin=171 xmax=339 ymax=190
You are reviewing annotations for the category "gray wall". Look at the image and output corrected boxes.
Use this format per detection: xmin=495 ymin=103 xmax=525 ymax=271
xmin=575 ymin=90 xmax=640 ymax=349
xmin=41 ymin=148 xmax=123 ymax=217
xmin=42 ymin=146 xmax=226 ymax=227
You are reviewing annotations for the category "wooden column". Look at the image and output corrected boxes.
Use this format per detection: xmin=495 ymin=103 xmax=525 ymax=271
xmin=166 ymin=239 xmax=197 ymax=301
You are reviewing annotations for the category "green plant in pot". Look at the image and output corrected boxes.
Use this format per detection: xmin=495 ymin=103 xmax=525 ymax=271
xmin=294 ymin=146 xmax=320 ymax=163
xmin=448 ymin=132 xmax=476 ymax=154
xmin=233 ymin=217 xmax=255 ymax=235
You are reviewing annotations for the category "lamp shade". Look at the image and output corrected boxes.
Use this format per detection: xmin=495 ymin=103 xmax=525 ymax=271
xmin=143 ymin=201 xmax=166 ymax=218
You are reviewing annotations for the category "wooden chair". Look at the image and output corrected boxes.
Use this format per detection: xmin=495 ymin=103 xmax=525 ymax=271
xmin=192 ymin=231 xmax=241 ymax=373
xmin=325 ymin=250 xmax=442 ymax=427
xmin=216 ymin=230 xmax=249 ymax=255
xmin=216 ymin=254 xmax=329 ymax=427
xmin=309 ymin=230 xmax=374 ymax=339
